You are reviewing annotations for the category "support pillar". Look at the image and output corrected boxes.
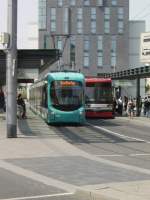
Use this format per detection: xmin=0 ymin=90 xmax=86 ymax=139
xmin=136 ymin=77 xmax=140 ymax=117
xmin=6 ymin=0 xmax=17 ymax=138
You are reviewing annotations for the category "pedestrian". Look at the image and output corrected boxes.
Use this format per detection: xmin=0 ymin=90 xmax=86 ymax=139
xmin=146 ymin=97 xmax=150 ymax=118
xmin=0 ymin=88 xmax=5 ymax=112
xmin=124 ymin=96 xmax=128 ymax=112
xmin=144 ymin=97 xmax=148 ymax=116
xmin=112 ymin=97 xmax=117 ymax=117
xmin=17 ymin=93 xmax=26 ymax=119
xmin=117 ymin=96 xmax=123 ymax=116
xmin=127 ymin=98 xmax=135 ymax=119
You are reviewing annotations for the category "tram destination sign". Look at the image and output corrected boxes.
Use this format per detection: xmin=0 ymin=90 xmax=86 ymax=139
xmin=140 ymin=32 xmax=150 ymax=63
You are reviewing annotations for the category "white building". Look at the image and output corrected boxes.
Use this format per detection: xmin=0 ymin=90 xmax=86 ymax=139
xmin=27 ymin=22 xmax=38 ymax=49
xmin=115 ymin=20 xmax=146 ymax=98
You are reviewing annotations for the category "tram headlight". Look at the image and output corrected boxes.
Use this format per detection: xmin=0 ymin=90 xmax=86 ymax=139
xmin=79 ymin=110 xmax=84 ymax=115
xmin=50 ymin=111 xmax=55 ymax=115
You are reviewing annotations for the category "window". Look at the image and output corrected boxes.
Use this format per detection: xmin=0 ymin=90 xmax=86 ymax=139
xmin=97 ymin=36 xmax=103 ymax=67
xmin=98 ymin=52 xmax=103 ymax=67
xmin=111 ymin=36 xmax=117 ymax=67
xmin=111 ymin=36 xmax=116 ymax=52
xmin=91 ymin=7 xmax=96 ymax=19
xmin=112 ymin=0 xmax=117 ymax=6
xmin=104 ymin=7 xmax=110 ymax=20
xmin=97 ymin=0 xmax=103 ymax=6
xmin=70 ymin=36 xmax=76 ymax=66
xmin=104 ymin=21 xmax=110 ymax=33
xmin=50 ymin=8 xmax=56 ymax=32
xmin=57 ymin=36 xmax=62 ymax=50
xmin=104 ymin=8 xmax=110 ymax=33
xmin=83 ymin=36 xmax=90 ymax=67
xmin=64 ymin=7 xmax=69 ymax=34
xmin=83 ymin=0 xmax=90 ymax=6
xmin=70 ymin=0 xmax=76 ymax=6
xmin=57 ymin=0 xmax=63 ymax=7
xmin=91 ymin=8 xmax=96 ymax=33
xmin=39 ymin=0 xmax=46 ymax=29
xmin=118 ymin=21 xmax=124 ymax=33
xmin=77 ymin=8 xmax=83 ymax=33
xmin=84 ymin=52 xmax=90 ymax=67
xmin=97 ymin=36 xmax=103 ymax=50
xmin=44 ymin=35 xmax=50 ymax=49
xmin=118 ymin=7 xmax=124 ymax=20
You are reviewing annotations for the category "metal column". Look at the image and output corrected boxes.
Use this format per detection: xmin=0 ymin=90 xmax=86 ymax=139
xmin=136 ymin=77 xmax=140 ymax=117
xmin=6 ymin=0 xmax=17 ymax=137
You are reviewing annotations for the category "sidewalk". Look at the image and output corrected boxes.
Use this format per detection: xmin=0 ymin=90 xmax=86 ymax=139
xmin=1 ymin=110 xmax=150 ymax=200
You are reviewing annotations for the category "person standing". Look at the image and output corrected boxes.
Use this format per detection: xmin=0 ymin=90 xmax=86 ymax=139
xmin=127 ymin=99 xmax=135 ymax=119
xmin=17 ymin=94 xmax=26 ymax=119
xmin=117 ymin=96 xmax=123 ymax=116
xmin=0 ymin=88 xmax=5 ymax=112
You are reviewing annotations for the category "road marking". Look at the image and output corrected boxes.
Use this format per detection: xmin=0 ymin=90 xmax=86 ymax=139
xmin=95 ymin=154 xmax=123 ymax=157
xmin=87 ymin=122 xmax=150 ymax=144
xmin=0 ymin=160 xmax=78 ymax=193
xmin=130 ymin=153 xmax=150 ymax=157
xmin=1 ymin=193 xmax=73 ymax=200
xmin=95 ymin=153 xmax=150 ymax=157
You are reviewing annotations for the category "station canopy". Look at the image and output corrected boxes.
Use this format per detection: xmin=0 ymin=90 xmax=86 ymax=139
xmin=0 ymin=49 xmax=59 ymax=85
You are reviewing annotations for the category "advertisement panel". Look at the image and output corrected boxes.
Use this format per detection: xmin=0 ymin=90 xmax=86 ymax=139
xmin=140 ymin=32 xmax=150 ymax=63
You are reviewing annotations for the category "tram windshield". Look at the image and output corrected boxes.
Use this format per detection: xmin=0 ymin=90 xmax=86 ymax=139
xmin=50 ymin=80 xmax=84 ymax=111
xmin=85 ymin=82 xmax=112 ymax=104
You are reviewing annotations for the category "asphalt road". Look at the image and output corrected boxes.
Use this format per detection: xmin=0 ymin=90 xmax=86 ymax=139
xmin=1 ymin=114 xmax=150 ymax=200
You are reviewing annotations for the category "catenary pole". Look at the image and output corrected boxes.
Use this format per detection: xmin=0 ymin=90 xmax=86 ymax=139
xmin=6 ymin=0 xmax=17 ymax=138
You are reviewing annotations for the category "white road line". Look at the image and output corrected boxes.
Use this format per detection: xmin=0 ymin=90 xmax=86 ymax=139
xmin=0 ymin=160 xmax=78 ymax=193
xmin=0 ymin=193 xmax=73 ymax=200
xmin=95 ymin=153 xmax=150 ymax=157
xmin=130 ymin=153 xmax=150 ymax=157
xmin=87 ymin=122 xmax=150 ymax=144
xmin=95 ymin=154 xmax=123 ymax=157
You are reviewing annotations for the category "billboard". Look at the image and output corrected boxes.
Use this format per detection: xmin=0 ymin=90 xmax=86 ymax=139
xmin=140 ymin=32 xmax=150 ymax=63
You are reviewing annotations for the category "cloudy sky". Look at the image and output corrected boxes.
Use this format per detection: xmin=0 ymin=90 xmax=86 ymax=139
xmin=0 ymin=0 xmax=150 ymax=48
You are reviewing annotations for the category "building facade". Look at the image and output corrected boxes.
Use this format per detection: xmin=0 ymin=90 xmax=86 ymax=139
xmin=38 ymin=0 xmax=129 ymax=76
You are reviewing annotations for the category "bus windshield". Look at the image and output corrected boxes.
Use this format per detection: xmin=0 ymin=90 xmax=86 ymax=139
xmin=50 ymin=80 xmax=84 ymax=111
xmin=85 ymin=82 xmax=112 ymax=104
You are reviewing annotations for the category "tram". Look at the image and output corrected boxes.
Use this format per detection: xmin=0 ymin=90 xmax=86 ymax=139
xmin=85 ymin=77 xmax=113 ymax=118
xmin=29 ymin=71 xmax=85 ymax=124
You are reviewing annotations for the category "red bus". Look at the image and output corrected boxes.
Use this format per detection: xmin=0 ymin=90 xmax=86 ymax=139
xmin=85 ymin=77 xmax=113 ymax=118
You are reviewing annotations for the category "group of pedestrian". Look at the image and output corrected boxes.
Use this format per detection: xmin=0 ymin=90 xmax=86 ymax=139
xmin=0 ymin=88 xmax=26 ymax=119
xmin=113 ymin=95 xmax=150 ymax=119
xmin=113 ymin=96 xmax=139 ymax=118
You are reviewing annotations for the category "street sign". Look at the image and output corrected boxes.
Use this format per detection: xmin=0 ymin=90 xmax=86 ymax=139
xmin=0 ymin=32 xmax=9 ymax=45
xmin=140 ymin=32 xmax=150 ymax=63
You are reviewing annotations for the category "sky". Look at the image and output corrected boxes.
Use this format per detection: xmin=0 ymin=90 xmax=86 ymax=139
xmin=0 ymin=0 xmax=150 ymax=48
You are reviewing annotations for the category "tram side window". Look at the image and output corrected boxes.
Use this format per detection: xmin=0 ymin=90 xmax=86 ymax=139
xmin=42 ymin=84 xmax=47 ymax=108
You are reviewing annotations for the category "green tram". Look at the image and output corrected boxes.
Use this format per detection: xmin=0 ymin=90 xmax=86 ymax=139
xmin=29 ymin=71 xmax=85 ymax=124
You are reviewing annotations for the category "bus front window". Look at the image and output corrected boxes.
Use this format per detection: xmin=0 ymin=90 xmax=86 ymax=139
xmin=85 ymin=82 xmax=112 ymax=104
